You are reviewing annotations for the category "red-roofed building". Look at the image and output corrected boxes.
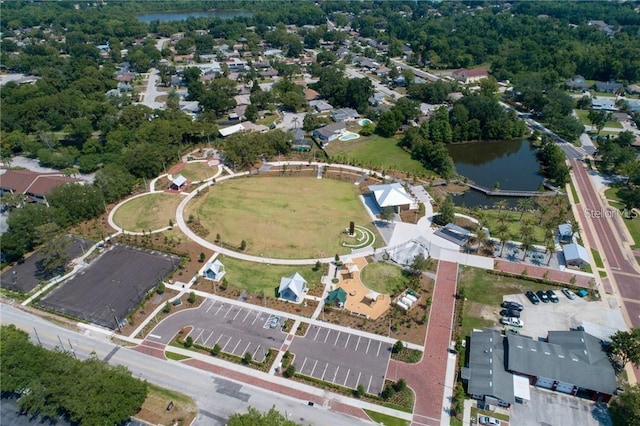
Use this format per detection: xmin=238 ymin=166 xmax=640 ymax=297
xmin=0 ymin=170 xmax=81 ymax=206
xmin=452 ymin=68 xmax=489 ymax=84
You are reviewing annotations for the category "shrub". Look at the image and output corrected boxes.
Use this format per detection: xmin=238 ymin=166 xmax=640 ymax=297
xmin=393 ymin=340 xmax=404 ymax=354
xmin=353 ymin=384 xmax=365 ymax=398
xmin=184 ymin=336 xmax=193 ymax=348
xmin=162 ymin=301 xmax=172 ymax=313
xmin=243 ymin=352 xmax=252 ymax=365
xmin=239 ymin=240 xmax=247 ymax=251
xmin=156 ymin=282 xmax=165 ymax=294
xmin=188 ymin=291 xmax=197 ymax=304
xmin=284 ymin=364 xmax=296 ymax=378
xmin=211 ymin=344 xmax=221 ymax=356
xmin=393 ymin=378 xmax=407 ymax=392
xmin=199 ymin=252 xmax=206 ymax=262
xmin=381 ymin=384 xmax=395 ymax=400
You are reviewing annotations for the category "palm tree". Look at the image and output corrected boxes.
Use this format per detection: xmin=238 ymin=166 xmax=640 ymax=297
xmin=521 ymin=236 xmax=534 ymax=261
xmin=493 ymin=200 xmax=508 ymax=215
xmin=517 ymin=198 xmax=533 ymax=221
xmin=292 ymin=116 xmax=299 ymax=129
xmin=519 ymin=221 xmax=535 ymax=261
xmin=496 ymin=222 xmax=510 ymax=257
xmin=537 ymin=203 xmax=550 ymax=225
xmin=546 ymin=239 xmax=556 ymax=265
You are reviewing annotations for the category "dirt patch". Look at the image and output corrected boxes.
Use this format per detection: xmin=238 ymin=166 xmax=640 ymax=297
xmin=135 ymin=384 xmax=197 ymax=426
xmin=428 ymin=183 xmax=469 ymax=199
xmin=467 ymin=302 xmax=499 ymax=322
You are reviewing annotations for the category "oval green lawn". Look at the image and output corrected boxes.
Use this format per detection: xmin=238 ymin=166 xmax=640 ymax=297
xmin=360 ymin=262 xmax=409 ymax=295
xmin=113 ymin=193 xmax=182 ymax=232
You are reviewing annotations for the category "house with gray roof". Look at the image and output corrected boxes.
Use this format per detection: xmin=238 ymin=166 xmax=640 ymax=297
xmin=332 ymin=108 xmax=360 ymax=122
xmin=565 ymin=75 xmax=589 ymax=92
xmin=312 ymin=122 xmax=346 ymax=144
xmin=557 ymin=223 xmax=574 ymax=244
xmin=595 ymin=81 xmax=623 ymax=93
xmin=563 ymin=243 xmax=589 ymax=268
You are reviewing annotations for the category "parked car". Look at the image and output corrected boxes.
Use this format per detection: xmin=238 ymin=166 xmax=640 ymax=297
xmin=536 ymin=290 xmax=550 ymax=303
xmin=500 ymin=309 xmax=521 ymax=318
xmin=501 ymin=301 xmax=524 ymax=311
xmin=500 ymin=317 xmax=524 ymax=327
xmin=479 ymin=416 xmax=501 ymax=426
xmin=547 ymin=290 xmax=559 ymax=303
xmin=525 ymin=291 xmax=540 ymax=305
xmin=562 ymin=288 xmax=577 ymax=300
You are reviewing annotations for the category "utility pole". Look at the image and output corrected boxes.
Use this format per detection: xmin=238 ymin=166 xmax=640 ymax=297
xmin=33 ymin=327 xmax=42 ymax=346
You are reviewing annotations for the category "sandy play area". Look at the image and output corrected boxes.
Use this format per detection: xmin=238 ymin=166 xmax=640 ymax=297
xmin=337 ymin=257 xmax=391 ymax=320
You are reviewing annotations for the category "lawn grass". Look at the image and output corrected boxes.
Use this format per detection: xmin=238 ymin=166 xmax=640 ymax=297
xmin=575 ymin=109 xmax=623 ymax=129
xmin=621 ymin=216 xmax=640 ymax=249
xmin=136 ymin=383 xmax=197 ymax=426
xmin=360 ymin=262 xmax=410 ymax=295
xmin=324 ymin=134 xmax=434 ymax=176
xmin=591 ymin=248 xmax=604 ymax=268
xmin=604 ymin=187 xmax=622 ymax=203
xmin=220 ymin=256 xmax=324 ymax=296
xmin=569 ymin=181 xmax=580 ymax=204
xmin=363 ymin=409 xmax=409 ymax=426
xmin=165 ymin=351 xmax=191 ymax=361
xmin=186 ymin=176 xmax=382 ymax=258
xmin=480 ymin=209 xmax=547 ymax=243
xmin=113 ymin=193 xmax=182 ymax=232
xmin=178 ymin=162 xmax=217 ymax=182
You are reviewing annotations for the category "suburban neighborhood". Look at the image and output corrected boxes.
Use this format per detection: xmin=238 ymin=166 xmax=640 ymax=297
xmin=1 ymin=2 xmax=640 ymax=426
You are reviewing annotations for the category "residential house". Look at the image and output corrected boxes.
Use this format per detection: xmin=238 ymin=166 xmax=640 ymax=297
xmin=565 ymin=75 xmax=590 ymax=92
xmin=310 ymin=100 xmax=334 ymax=113
xmin=312 ymin=122 xmax=347 ymax=144
xmin=594 ymin=81 xmax=623 ymax=93
xmin=368 ymin=183 xmax=415 ymax=212
xmin=452 ymin=68 xmax=489 ymax=84
xmin=260 ymin=68 xmax=278 ymax=78
xmin=563 ymin=243 xmax=590 ymax=268
xmin=0 ymin=170 xmax=80 ymax=206
xmin=591 ymin=98 xmax=617 ymax=111
xmin=278 ymin=272 xmax=308 ymax=303
xmin=304 ymin=88 xmax=320 ymax=101
xmin=588 ymin=20 xmax=615 ymax=36
xmin=218 ymin=122 xmax=268 ymax=137
xmin=202 ymin=259 xmax=226 ymax=281
xmin=368 ymin=92 xmax=385 ymax=106
xmin=626 ymin=84 xmax=640 ymax=95
xmin=332 ymin=108 xmax=360 ymax=122
xmin=264 ymin=49 xmax=283 ymax=57
xmin=290 ymin=128 xmax=312 ymax=152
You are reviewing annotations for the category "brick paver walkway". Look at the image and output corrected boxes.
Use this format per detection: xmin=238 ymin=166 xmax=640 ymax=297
xmin=132 ymin=339 xmax=167 ymax=359
xmin=495 ymin=260 xmax=594 ymax=287
xmin=388 ymin=261 xmax=458 ymax=426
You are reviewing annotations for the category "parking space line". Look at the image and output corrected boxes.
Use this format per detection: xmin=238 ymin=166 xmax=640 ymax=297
xmin=334 ymin=331 xmax=340 ymax=346
xmin=231 ymin=339 xmax=241 ymax=354
xmin=366 ymin=375 xmax=373 ymax=394
xmin=223 ymin=306 xmax=233 ymax=318
xmin=366 ymin=339 xmax=371 ymax=353
xmin=233 ymin=309 xmax=242 ymax=321
xmin=344 ymin=334 xmax=350 ymax=348
xmin=324 ymin=330 xmax=331 ymax=343
xmin=251 ymin=312 xmax=260 ymax=325
xmin=314 ymin=327 xmax=321 ymax=340
xmin=310 ymin=360 xmax=319 ymax=376
xmin=253 ymin=345 xmax=263 ymax=361
xmin=355 ymin=336 xmax=361 ymax=351
xmin=300 ymin=357 xmax=308 ymax=373
xmin=214 ymin=335 xmax=224 ymax=346
xmin=222 ymin=336 xmax=233 ymax=351
xmin=343 ymin=369 xmax=350 ymax=386
xmin=194 ymin=329 xmax=204 ymax=343
xmin=321 ymin=363 xmax=329 ymax=380
xmin=205 ymin=300 xmax=216 ymax=313
xmin=332 ymin=366 xmax=340 ymax=383
xmin=242 ymin=310 xmax=252 ymax=322
xmin=376 ymin=341 xmax=382 ymax=356
xmin=214 ymin=304 xmax=224 ymax=315
xmin=355 ymin=371 xmax=362 ymax=387
xmin=203 ymin=331 xmax=214 ymax=347
xmin=242 ymin=342 xmax=251 ymax=356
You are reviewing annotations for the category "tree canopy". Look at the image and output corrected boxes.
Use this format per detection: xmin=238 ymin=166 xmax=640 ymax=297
xmin=227 ymin=406 xmax=301 ymax=426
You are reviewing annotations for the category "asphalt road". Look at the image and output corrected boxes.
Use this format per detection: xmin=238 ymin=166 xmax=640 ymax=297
xmin=0 ymin=305 xmax=371 ymax=426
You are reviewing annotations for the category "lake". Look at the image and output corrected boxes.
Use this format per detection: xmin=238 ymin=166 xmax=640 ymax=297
xmin=137 ymin=10 xmax=252 ymax=23
xmin=447 ymin=139 xmax=543 ymax=208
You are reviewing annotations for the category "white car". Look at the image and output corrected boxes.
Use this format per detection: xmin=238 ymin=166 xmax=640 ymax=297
xmin=479 ymin=416 xmax=501 ymax=425
xmin=500 ymin=317 xmax=524 ymax=328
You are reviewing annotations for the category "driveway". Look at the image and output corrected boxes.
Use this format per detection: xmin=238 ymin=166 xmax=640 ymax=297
xmin=510 ymin=387 xmax=611 ymax=426
xmin=279 ymin=112 xmax=306 ymax=130
xmin=138 ymin=68 xmax=165 ymax=110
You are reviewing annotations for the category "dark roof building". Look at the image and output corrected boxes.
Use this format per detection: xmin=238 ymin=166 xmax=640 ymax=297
xmin=595 ymin=81 xmax=623 ymax=93
xmin=0 ymin=170 xmax=80 ymax=206
xmin=325 ymin=287 xmax=347 ymax=308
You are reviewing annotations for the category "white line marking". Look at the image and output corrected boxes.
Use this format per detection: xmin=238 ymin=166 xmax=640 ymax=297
xmin=252 ymin=344 xmax=261 ymax=359
xmin=242 ymin=310 xmax=252 ymax=322
xmin=355 ymin=371 xmax=362 ymax=387
xmin=223 ymin=306 xmax=233 ymax=318
xmin=242 ymin=342 xmax=251 ymax=356
xmin=300 ymin=357 xmax=308 ymax=373
xmin=251 ymin=312 xmax=260 ymax=325
xmin=214 ymin=335 xmax=224 ymax=345
xmin=148 ymin=334 xmax=161 ymax=339
xmin=344 ymin=334 xmax=351 ymax=348
xmin=214 ymin=304 xmax=224 ymax=315
xmin=233 ymin=309 xmax=241 ymax=321
xmin=206 ymin=300 xmax=216 ymax=313
xmin=195 ymin=329 xmax=204 ymax=343
xmin=321 ymin=363 xmax=329 ymax=380
xmin=332 ymin=366 xmax=340 ymax=383
xmin=367 ymin=375 xmax=373 ymax=394
xmin=203 ymin=331 xmax=214 ymax=346
xmin=222 ymin=336 xmax=233 ymax=351
xmin=366 ymin=339 xmax=371 ymax=353
xmin=324 ymin=330 xmax=331 ymax=343
xmin=376 ymin=341 xmax=382 ymax=356
xmin=314 ymin=327 xmax=321 ymax=340
xmin=355 ymin=336 xmax=361 ymax=351
xmin=334 ymin=331 xmax=340 ymax=346
xmin=343 ymin=368 xmax=351 ymax=386
xmin=310 ymin=360 xmax=319 ymax=376
xmin=232 ymin=339 xmax=241 ymax=354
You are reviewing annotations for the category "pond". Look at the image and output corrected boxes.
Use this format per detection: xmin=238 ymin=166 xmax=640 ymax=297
xmin=447 ymin=139 xmax=543 ymax=208
xmin=136 ymin=10 xmax=252 ymax=23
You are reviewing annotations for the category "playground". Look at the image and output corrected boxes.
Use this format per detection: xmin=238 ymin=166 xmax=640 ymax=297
xmin=335 ymin=257 xmax=392 ymax=320
xmin=184 ymin=176 xmax=380 ymax=259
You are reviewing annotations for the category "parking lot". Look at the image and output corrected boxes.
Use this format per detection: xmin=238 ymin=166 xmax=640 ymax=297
xmin=510 ymin=387 xmax=611 ymax=426
xmin=502 ymin=292 xmax=626 ymax=340
xmin=288 ymin=324 xmax=392 ymax=395
xmin=148 ymin=299 xmax=287 ymax=362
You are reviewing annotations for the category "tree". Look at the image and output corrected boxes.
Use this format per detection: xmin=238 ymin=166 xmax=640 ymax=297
xmin=166 ymin=89 xmax=180 ymax=111
xmin=227 ymin=406 xmax=300 ymax=426
xmin=493 ymin=200 xmax=508 ymax=215
xmin=239 ymin=240 xmax=247 ymax=251
xmin=199 ymin=252 xmax=206 ymax=262
xmin=283 ymin=364 xmax=296 ymax=378
xmin=517 ymin=198 xmax=534 ymax=220
xmin=184 ymin=336 xmax=193 ymax=347
xmin=243 ymin=352 xmax=252 ymax=365
xmin=354 ymin=383 xmax=365 ymax=398
xmin=380 ymin=206 xmax=395 ymax=222
xmin=211 ymin=344 xmax=221 ymax=356
xmin=188 ymin=291 xmax=197 ymax=304
xmin=156 ymin=282 xmax=165 ymax=294
xmin=38 ymin=233 xmax=71 ymax=279
xmin=393 ymin=340 xmax=405 ymax=354
xmin=608 ymin=329 xmax=640 ymax=369
xmin=495 ymin=222 xmax=510 ymax=257
xmin=610 ymin=384 xmax=640 ymax=426
xmin=588 ymin=110 xmax=610 ymax=135
xmin=163 ymin=301 xmax=172 ymax=313
xmin=434 ymin=195 xmax=455 ymax=226
xmin=410 ymin=253 xmax=431 ymax=276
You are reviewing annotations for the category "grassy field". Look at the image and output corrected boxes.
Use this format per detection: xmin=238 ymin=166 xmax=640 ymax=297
xmin=605 ymin=187 xmax=622 ymax=203
xmin=178 ymin=162 xmax=217 ymax=182
xmin=480 ymin=209 xmax=547 ymax=244
xmin=591 ymin=248 xmax=604 ymax=268
xmin=360 ymin=262 xmax=410 ymax=295
xmin=363 ymin=409 xmax=409 ymax=426
xmin=575 ymin=109 xmax=623 ymax=129
xmin=605 ymin=187 xmax=640 ymax=248
xmin=113 ymin=193 xmax=182 ymax=232
xmin=324 ymin=134 xmax=433 ymax=176
xmin=136 ymin=383 xmax=197 ymax=426
xmin=220 ymin=255 xmax=324 ymax=296
xmin=186 ymin=176 xmax=381 ymax=258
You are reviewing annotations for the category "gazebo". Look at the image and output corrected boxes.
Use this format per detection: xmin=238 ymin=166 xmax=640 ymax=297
xmin=278 ymin=272 xmax=308 ymax=303
xmin=325 ymin=288 xmax=347 ymax=308
xmin=344 ymin=262 xmax=359 ymax=279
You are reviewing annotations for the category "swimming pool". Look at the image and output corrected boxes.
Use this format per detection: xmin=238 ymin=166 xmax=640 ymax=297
xmin=359 ymin=118 xmax=373 ymax=126
xmin=339 ymin=133 xmax=360 ymax=141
